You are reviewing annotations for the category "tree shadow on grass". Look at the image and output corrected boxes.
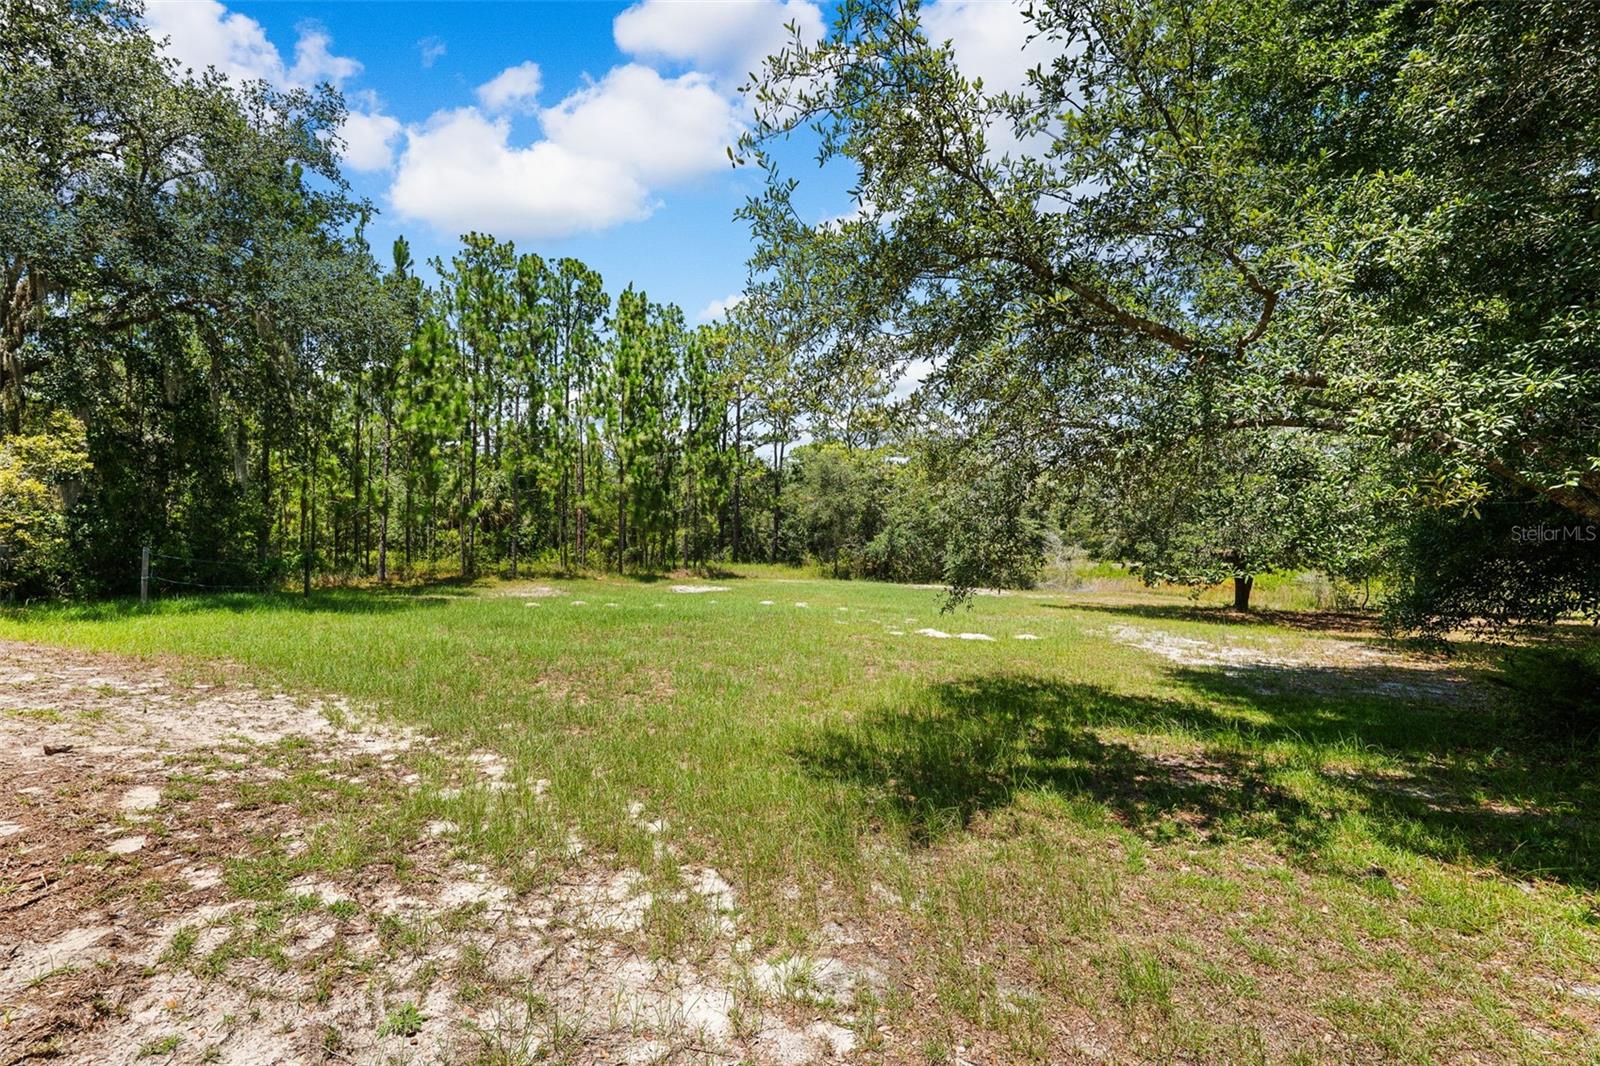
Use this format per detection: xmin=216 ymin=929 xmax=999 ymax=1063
xmin=797 ymin=671 xmax=1600 ymax=887
xmin=798 ymin=676 xmax=1312 ymax=845
xmin=1043 ymin=600 xmax=1386 ymax=636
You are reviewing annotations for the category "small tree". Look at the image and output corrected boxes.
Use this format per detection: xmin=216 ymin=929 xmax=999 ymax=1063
xmin=784 ymin=444 xmax=889 ymax=576
xmin=1080 ymin=433 xmax=1383 ymax=610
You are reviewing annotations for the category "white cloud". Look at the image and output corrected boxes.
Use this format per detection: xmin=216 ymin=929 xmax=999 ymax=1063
xmin=145 ymin=2 xmax=361 ymax=88
xmin=919 ymin=0 xmax=1049 ymax=97
xmin=696 ymin=293 xmax=745 ymax=322
xmin=340 ymin=109 xmax=403 ymax=171
xmin=418 ymin=36 xmax=447 ymax=68
xmin=476 ymin=61 xmax=544 ymax=113
xmin=146 ymin=3 xmax=401 ymax=173
xmin=919 ymin=0 xmax=1065 ymax=157
xmin=542 ymin=65 xmax=742 ymax=184
xmin=891 ymin=357 xmax=939 ymax=401
xmin=288 ymin=24 xmax=362 ymax=87
xmin=394 ymin=61 xmax=744 ymax=240
xmin=613 ymin=0 xmax=824 ymax=86
xmin=390 ymin=109 xmax=652 ymax=240
xmin=146 ymin=0 xmax=292 ymax=85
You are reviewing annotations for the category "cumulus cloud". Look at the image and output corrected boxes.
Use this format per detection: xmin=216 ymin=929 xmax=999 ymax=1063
xmin=392 ymin=63 xmax=744 ymax=240
xmin=340 ymin=109 xmax=403 ymax=171
xmin=146 ymin=0 xmax=294 ymax=85
xmin=920 ymin=0 xmax=1065 ymax=156
xmin=145 ymin=2 xmax=401 ymax=172
xmin=288 ymin=25 xmax=362 ymax=86
xmin=390 ymin=109 xmax=653 ymax=240
xmin=541 ymin=66 xmax=742 ymax=184
xmin=146 ymin=2 xmax=360 ymax=88
xmin=919 ymin=0 xmax=1049 ymax=96
xmin=476 ymin=61 xmax=544 ymax=113
xmin=696 ymin=293 xmax=745 ymax=322
xmin=613 ymin=0 xmax=824 ymax=86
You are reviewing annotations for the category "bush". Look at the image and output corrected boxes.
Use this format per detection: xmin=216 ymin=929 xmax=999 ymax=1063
xmin=1494 ymin=644 xmax=1600 ymax=747
xmin=0 ymin=413 xmax=90 ymax=598
xmin=1385 ymin=505 xmax=1600 ymax=635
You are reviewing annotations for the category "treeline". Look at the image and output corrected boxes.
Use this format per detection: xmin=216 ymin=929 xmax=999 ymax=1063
xmin=264 ymin=235 xmax=911 ymax=592
xmin=3 ymin=0 xmax=967 ymax=598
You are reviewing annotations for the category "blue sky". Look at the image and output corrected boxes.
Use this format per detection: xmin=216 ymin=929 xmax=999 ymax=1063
xmin=142 ymin=0 xmax=1039 ymax=321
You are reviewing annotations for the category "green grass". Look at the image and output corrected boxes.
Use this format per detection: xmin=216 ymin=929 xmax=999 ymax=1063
xmin=136 ymin=1034 xmax=182 ymax=1058
xmin=378 ymin=1001 xmax=426 ymax=1038
xmin=4 ymin=569 xmax=1597 ymax=1062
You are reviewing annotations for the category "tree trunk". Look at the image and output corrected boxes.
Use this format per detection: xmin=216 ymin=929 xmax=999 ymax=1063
xmin=258 ymin=430 xmax=271 ymax=568
xmin=301 ymin=431 xmax=314 ymax=598
xmin=732 ymin=393 xmax=743 ymax=561
xmin=510 ymin=465 xmax=520 ymax=579
xmin=1233 ymin=574 xmax=1254 ymax=611
xmin=576 ymin=429 xmax=587 ymax=566
xmin=378 ymin=410 xmax=391 ymax=583
xmin=770 ymin=439 xmax=786 ymax=562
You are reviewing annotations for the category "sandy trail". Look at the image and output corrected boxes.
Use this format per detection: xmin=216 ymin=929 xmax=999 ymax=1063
xmin=0 ymin=641 xmax=872 ymax=1065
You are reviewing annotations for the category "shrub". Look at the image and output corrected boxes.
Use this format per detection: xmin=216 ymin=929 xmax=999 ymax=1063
xmin=1494 ymin=643 xmax=1600 ymax=747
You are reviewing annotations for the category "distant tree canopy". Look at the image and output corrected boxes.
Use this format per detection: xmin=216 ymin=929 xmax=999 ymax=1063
xmin=740 ymin=0 xmax=1600 ymax=626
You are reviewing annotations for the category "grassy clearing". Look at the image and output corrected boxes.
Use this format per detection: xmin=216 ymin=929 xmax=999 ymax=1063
xmin=3 ymin=570 xmax=1597 ymax=1062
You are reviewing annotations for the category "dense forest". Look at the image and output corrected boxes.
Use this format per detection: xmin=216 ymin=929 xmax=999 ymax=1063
xmin=4 ymin=0 xmax=1598 ymax=634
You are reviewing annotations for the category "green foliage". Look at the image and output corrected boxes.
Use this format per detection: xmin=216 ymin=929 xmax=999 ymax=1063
xmin=378 ymin=1001 xmax=425 ymax=1038
xmin=774 ymin=443 xmax=1039 ymax=586
xmin=740 ymin=0 xmax=1600 ymax=627
xmin=0 ymin=413 xmax=88 ymax=596
xmin=782 ymin=444 xmax=890 ymax=577
xmin=2 ymin=0 xmax=397 ymax=593
xmin=1074 ymin=432 xmax=1391 ymax=604
xmin=1 ymin=2 xmax=794 ymax=594
xmin=1494 ymin=644 xmax=1600 ymax=749
xmin=1384 ymin=505 xmax=1600 ymax=636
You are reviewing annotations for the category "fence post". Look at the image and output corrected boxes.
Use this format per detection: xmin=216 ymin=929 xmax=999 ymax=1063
xmin=140 ymin=545 xmax=150 ymax=606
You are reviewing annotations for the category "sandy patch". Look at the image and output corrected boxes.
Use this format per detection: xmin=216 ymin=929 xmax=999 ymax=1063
xmin=0 ymin=639 xmax=875 ymax=1065
xmin=106 ymin=835 xmax=146 ymax=855
xmin=492 ymin=583 xmax=565 ymax=598
xmin=1105 ymin=624 xmax=1485 ymax=703
xmin=671 ymin=584 xmax=730 ymax=594
xmin=118 ymin=785 xmax=162 ymax=813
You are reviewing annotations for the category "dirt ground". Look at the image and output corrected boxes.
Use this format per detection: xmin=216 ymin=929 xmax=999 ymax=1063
xmin=0 ymin=641 xmax=874 ymax=1065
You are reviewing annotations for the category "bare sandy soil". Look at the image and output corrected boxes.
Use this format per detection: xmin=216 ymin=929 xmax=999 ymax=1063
xmin=1103 ymin=623 xmax=1487 ymax=705
xmin=0 ymin=641 xmax=873 ymax=1065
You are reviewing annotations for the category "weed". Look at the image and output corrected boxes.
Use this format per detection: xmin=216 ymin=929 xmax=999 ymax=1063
xmin=378 ymin=1001 xmax=426 ymax=1038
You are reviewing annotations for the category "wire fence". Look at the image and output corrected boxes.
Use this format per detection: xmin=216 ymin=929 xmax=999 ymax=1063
xmin=149 ymin=574 xmax=270 ymax=592
xmin=144 ymin=549 xmax=275 ymax=596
